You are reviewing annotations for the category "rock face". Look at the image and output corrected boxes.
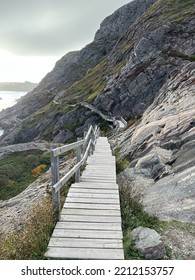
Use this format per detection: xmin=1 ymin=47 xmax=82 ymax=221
xmin=131 ymin=227 xmax=165 ymax=259
xmin=0 ymin=142 xmax=49 ymax=159
xmin=116 ymin=62 xmax=195 ymax=223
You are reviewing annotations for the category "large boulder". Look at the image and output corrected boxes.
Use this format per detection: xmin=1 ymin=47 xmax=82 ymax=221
xmin=131 ymin=227 xmax=165 ymax=259
xmin=135 ymin=152 xmax=166 ymax=179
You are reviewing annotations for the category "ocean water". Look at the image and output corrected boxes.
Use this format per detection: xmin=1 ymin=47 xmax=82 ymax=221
xmin=0 ymin=91 xmax=27 ymax=136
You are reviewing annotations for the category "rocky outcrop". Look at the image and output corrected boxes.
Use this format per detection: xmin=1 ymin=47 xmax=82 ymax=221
xmin=93 ymin=2 xmax=194 ymax=119
xmin=116 ymin=62 xmax=195 ymax=223
xmin=0 ymin=142 xmax=49 ymax=159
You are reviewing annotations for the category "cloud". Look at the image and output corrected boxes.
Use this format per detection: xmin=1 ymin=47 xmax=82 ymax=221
xmin=0 ymin=0 xmax=131 ymax=56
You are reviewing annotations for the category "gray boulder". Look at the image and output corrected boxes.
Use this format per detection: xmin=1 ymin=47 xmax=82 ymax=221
xmin=131 ymin=227 xmax=165 ymax=259
xmin=135 ymin=152 xmax=166 ymax=179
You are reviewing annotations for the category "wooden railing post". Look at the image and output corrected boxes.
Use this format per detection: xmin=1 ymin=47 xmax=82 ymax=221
xmin=51 ymin=147 xmax=60 ymax=216
xmin=75 ymin=138 xmax=81 ymax=182
xmin=91 ymin=126 xmax=96 ymax=154
xmin=83 ymin=130 xmax=87 ymax=154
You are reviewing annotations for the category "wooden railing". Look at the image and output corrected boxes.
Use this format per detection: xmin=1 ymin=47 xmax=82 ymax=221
xmin=50 ymin=125 xmax=100 ymax=215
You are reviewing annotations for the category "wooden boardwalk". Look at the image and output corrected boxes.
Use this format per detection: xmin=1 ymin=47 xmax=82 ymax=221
xmin=45 ymin=137 xmax=124 ymax=259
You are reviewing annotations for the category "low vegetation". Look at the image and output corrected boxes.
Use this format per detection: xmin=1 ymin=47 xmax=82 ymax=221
xmin=0 ymin=197 xmax=55 ymax=260
xmin=119 ymin=184 xmax=161 ymax=259
xmin=0 ymin=150 xmax=50 ymax=200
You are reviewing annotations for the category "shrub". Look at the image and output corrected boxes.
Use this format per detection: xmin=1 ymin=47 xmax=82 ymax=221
xmin=32 ymin=164 xmax=47 ymax=177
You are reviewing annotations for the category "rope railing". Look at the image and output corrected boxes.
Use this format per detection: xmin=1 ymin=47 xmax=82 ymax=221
xmin=50 ymin=125 xmax=100 ymax=216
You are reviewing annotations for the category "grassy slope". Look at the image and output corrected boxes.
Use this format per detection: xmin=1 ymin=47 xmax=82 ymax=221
xmin=0 ymin=150 xmax=50 ymax=200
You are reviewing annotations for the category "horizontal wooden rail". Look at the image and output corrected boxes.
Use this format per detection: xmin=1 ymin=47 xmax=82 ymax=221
xmin=52 ymin=139 xmax=84 ymax=157
xmin=51 ymin=125 xmax=99 ymax=216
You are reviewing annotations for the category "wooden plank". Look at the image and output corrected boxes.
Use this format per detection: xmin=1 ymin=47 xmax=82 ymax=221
xmin=81 ymin=176 xmax=116 ymax=180
xmin=52 ymin=229 xmax=123 ymax=239
xmin=69 ymin=188 xmax=119 ymax=194
xmin=66 ymin=197 xmax=119 ymax=204
xmin=72 ymin=182 xmax=118 ymax=186
xmin=45 ymin=247 xmax=124 ymax=259
xmin=71 ymin=183 xmax=118 ymax=189
xmin=64 ymin=202 xmax=120 ymax=210
xmin=60 ymin=215 xmax=121 ymax=223
xmin=82 ymin=173 xmax=116 ymax=175
xmin=55 ymin=222 xmax=122 ymax=231
xmin=48 ymin=238 xmax=123 ymax=249
xmin=80 ymin=178 xmax=116 ymax=183
xmin=87 ymin=160 xmax=115 ymax=164
xmin=82 ymin=169 xmax=116 ymax=173
xmin=67 ymin=192 xmax=119 ymax=199
xmin=82 ymin=173 xmax=116 ymax=177
xmin=61 ymin=208 xmax=121 ymax=216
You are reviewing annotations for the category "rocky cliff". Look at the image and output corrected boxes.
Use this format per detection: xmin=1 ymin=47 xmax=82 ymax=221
xmin=115 ymin=62 xmax=195 ymax=223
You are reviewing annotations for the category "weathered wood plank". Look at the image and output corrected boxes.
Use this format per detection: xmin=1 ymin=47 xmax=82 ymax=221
xmin=61 ymin=208 xmax=121 ymax=216
xmin=66 ymin=197 xmax=119 ymax=204
xmin=67 ymin=192 xmax=119 ymax=199
xmin=81 ymin=173 xmax=116 ymax=178
xmin=45 ymin=247 xmax=124 ymax=260
xmin=60 ymin=215 xmax=121 ymax=223
xmin=81 ymin=176 xmax=116 ymax=180
xmin=80 ymin=178 xmax=116 ymax=183
xmin=72 ymin=182 xmax=118 ymax=186
xmin=52 ymin=229 xmax=123 ymax=239
xmin=69 ymin=188 xmax=119 ymax=194
xmin=55 ymin=222 xmax=122 ymax=231
xmin=64 ymin=202 xmax=120 ymax=210
xmin=48 ymin=238 xmax=123 ymax=249
xmin=71 ymin=183 xmax=118 ymax=189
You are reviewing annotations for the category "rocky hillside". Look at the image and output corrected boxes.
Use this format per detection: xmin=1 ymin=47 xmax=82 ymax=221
xmin=0 ymin=0 xmax=193 ymax=147
xmin=0 ymin=0 xmax=194 ymax=259
xmin=0 ymin=0 xmax=158 ymax=144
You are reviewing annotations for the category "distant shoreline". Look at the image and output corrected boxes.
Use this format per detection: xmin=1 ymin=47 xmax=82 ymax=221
xmin=0 ymin=81 xmax=38 ymax=92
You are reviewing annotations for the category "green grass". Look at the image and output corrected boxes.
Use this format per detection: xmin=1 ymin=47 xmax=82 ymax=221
xmin=0 ymin=150 xmax=50 ymax=200
xmin=112 ymin=147 xmax=130 ymax=174
xmin=166 ymin=50 xmax=195 ymax=62
xmin=142 ymin=0 xmax=194 ymax=24
xmin=67 ymin=59 xmax=109 ymax=103
xmin=119 ymin=184 xmax=161 ymax=259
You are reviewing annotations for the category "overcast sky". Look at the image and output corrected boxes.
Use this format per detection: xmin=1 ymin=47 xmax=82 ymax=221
xmin=0 ymin=0 xmax=131 ymax=83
